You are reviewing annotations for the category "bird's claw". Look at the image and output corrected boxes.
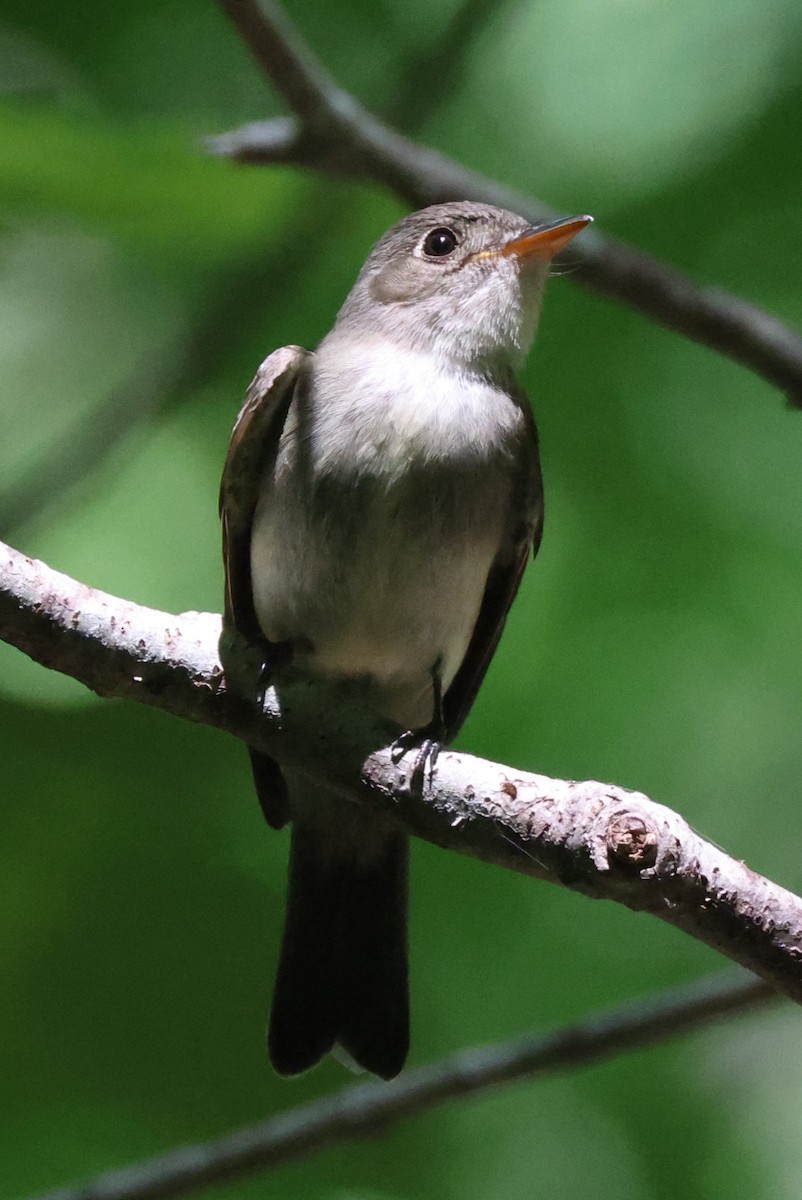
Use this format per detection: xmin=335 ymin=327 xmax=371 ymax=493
xmin=391 ymin=723 xmax=445 ymax=790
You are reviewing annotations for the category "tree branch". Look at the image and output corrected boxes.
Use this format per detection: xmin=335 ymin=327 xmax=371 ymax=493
xmin=27 ymin=972 xmax=773 ymax=1200
xmin=211 ymin=0 xmax=802 ymax=408
xmin=3 ymin=537 xmax=802 ymax=1003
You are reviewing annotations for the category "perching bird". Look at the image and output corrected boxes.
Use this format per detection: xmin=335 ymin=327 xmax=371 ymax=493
xmin=220 ymin=202 xmax=591 ymax=1079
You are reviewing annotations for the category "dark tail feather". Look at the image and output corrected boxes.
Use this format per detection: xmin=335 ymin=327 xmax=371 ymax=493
xmin=268 ymin=823 xmax=343 ymax=1075
xmin=337 ymin=833 xmax=409 ymax=1080
xmin=268 ymin=826 xmax=409 ymax=1080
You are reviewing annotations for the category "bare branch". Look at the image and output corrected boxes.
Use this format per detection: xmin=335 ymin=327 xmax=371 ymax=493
xmin=27 ymin=972 xmax=773 ymax=1200
xmin=209 ymin=1 xmax=802 ymax=408
xmin=3 ymin=537 xmax=802 ymax=1002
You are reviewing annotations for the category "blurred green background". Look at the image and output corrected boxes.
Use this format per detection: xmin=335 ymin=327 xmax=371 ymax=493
xmin=2 ymin=0 xmax=802 ymax=1196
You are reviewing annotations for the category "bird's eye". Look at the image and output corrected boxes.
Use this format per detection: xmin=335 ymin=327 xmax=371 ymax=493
xmin=422 ymin=227 xmax=459 ymax=258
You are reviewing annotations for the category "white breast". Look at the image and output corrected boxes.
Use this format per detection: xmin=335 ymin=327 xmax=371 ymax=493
xmin=311 ymin=337 xmax=524 ymax=473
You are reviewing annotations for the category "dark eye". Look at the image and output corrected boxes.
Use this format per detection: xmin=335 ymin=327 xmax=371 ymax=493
xmin=422 ymin=227 xmax=459 ymax=258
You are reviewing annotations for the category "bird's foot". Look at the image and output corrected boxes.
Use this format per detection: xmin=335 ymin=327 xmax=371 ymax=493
xmin=391 ymin=657 xmax=446 ymax=790
xmin=391 ymin=718 xmax=446 ymax=791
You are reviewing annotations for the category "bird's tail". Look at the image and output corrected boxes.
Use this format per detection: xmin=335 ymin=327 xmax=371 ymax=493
xmin=268 ymin=805 xmax=409 ymax=1080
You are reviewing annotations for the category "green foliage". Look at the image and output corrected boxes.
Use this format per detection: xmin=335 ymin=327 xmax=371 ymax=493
xmin=2 ymin=0 xmax=802 ymax=1195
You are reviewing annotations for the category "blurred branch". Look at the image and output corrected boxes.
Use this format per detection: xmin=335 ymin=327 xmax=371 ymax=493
xmin=3 ymin=538 xmax=802 ymax=1004
xmin=0 ymin=210 xmax=329 ymax=540
xmin=385 ymin=0 xmax=500 ymax=130
xmin=216 ymin=0 xmax=351 ymax=123
xmin=0 ymin=341 xmax=184 ymax=539
xmin=212 ymin=0 xmax=802 ymax=408
xmin=27 ymin=972 xmax=773 ymax=1200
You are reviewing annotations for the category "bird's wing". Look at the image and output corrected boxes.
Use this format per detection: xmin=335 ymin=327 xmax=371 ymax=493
xmin=220 ymin=344 xmax=309 ymax=828
xmin=442 ymin=390 xmax=544 ymax=741
xmin=220 ymin=345 xmax=308 ymax=641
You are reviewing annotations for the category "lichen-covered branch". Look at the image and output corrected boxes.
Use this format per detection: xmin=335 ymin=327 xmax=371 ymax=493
xmin=3 ymin=536 xmax=802 ymax=1004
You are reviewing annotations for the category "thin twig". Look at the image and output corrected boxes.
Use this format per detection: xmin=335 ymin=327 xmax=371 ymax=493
xmin=385 ymin=0 xmax=501 ymax=131
xmin=210 ymin=0 xmax=802 ymax=407
xmin=2 ymin=540 xmax=802 ymax=1003
xmin=26 ymin=972 xmax=773 ymax=1200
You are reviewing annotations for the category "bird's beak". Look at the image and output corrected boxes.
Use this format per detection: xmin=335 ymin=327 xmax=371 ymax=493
xmin=501 ymin=215 xmax=593 ymax=260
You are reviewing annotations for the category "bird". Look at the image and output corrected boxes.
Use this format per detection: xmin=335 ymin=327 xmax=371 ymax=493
xmin=219 ymin=201 xmax=591 ymax=1080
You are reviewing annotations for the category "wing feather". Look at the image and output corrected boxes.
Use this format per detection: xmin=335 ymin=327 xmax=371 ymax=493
xmin=220 ymin=345 xmax=307 ymax=639
xmin=220 ymin=345 xmax=309 ymax=828
xmin=442 ymin=391 xmax=543 ymax=740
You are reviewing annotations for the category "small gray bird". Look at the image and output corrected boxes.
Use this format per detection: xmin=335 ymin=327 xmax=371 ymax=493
xmin=220 ymin=202 xmax=590 ymax=1080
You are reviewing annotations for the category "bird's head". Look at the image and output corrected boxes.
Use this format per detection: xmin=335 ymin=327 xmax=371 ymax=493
xmin=334 ymin=202 xmax=591 ymax=374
